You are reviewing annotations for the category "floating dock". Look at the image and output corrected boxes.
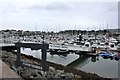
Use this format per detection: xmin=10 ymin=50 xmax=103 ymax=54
xmin=49 ymin=44 xmax=95 ymax=53
xmin=0 ymin=43 xmax=16 ymax=51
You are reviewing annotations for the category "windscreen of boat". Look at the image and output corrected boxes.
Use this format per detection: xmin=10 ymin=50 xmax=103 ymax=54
xmin=110 ymin=44 xmax=114 ymax=47
xmin=100 ymin=43 xmax=105 ymax=46
xmin=85 ymin=44 xmax=89 ymax=47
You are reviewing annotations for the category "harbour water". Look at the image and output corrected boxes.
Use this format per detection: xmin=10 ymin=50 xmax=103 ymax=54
xmin=77 ymin=57 xmax=118 ymax=78
xmin=21 ymin=48 xmax=118 ymax=78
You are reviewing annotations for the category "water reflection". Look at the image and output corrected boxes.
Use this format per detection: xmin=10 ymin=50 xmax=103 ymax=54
xmin=91 ymin=56 xmax=99 ymax=62
xmin=21 ymin=48 xmax=79 ymax=66
xmin=50 ymin=52 xmax=68 ymax=58
xmin=21 ymin=48 xmax=118 ymax=78
xmin=80 ymin=57 xmax=118 ymax=78
xmin=67 ymin=55 xmax=90 ymax=68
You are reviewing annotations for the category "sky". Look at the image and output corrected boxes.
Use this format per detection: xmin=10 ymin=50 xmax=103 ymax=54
xmin=0 ymin=0 xmax=119 ymax=31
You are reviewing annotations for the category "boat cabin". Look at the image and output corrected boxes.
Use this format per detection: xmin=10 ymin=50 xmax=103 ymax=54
xmin=84 ymin=42 xmax=91 ymax=47
xmin=109 ymin=43 xmax=115 ymax=48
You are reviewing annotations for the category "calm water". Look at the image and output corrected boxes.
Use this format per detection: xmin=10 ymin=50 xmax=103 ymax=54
xmin=77 ymin=57 xmax=118 ymax=78
xmin=21 ymin=48 xmax=118 ymax=78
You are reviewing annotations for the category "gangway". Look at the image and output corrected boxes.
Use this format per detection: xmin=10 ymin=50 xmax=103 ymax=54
xmin=67 ymin=55 xmax=90 ymax=68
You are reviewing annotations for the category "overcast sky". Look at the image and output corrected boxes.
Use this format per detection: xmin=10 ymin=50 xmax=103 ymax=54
xmin=1 ymin=0 xmax=119 ymax=31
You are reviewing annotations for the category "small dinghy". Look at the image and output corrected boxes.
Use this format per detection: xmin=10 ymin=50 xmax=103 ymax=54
xmin=99 ymin=51 xmax=120 ymax=61
xmin=99 ymin=52 xmax=111 ymax=58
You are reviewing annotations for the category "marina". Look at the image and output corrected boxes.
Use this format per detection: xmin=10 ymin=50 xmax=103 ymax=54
xmin=1 ymin=28 xmax=120 ymax=79
xmin=1 ymin=1 xmax=120 ymax=79
xmin=1 ymin=31 xmax=120 ymax=79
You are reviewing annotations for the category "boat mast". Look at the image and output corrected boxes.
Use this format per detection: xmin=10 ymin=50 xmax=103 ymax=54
xmin=106 ymin=21 xmax=109 ymax=51
xmin=35 ymin=22 xmax=37 ymax=40
xmin=107 ymin=21 xmax=109 ymax=42
xmin=35 ymin=22 xmax=37 ymax=34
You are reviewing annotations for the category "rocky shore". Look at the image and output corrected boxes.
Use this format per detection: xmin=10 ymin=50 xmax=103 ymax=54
xmin=1 ymin=50 xmax=111 ymax=80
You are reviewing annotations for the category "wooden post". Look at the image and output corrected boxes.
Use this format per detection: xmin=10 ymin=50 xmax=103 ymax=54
xmin=15 ymin=42 xmax=49 ymax=71
xmin=41 ymin=48 xmax=48 ymax=71
xmin=16 ymin=46 xmax=21 ymax=66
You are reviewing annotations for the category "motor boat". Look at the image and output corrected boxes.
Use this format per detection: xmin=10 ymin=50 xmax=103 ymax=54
xmin=117 ymin=43 xmax=120 ymax=50
xmin=99 ymin=52 xmax=111 ymax=58
xmin=98 ymin=42 xmax=107 ymax=50
xmin=109 ymin=43 xmax=117 ymax=50
xmin=84 ymin=42 xmax=91 ymax=47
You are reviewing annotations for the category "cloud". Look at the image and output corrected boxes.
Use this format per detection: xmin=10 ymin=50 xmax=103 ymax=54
xmin=27 ymin=2 xmax=70 ymax=11
xmin=2 ymin=4 xmax=18 ymax=14
xmin=105 ymin=2 xmax=118 ymax=12
xmin=1 ymin=1 xmax=118 ymax=30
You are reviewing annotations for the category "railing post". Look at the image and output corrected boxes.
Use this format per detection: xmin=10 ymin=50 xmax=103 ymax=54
xmin=41 ymin=47 xmax=48 ymax=71
xmin=16 ymin=44 xmax=21 ymax=67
